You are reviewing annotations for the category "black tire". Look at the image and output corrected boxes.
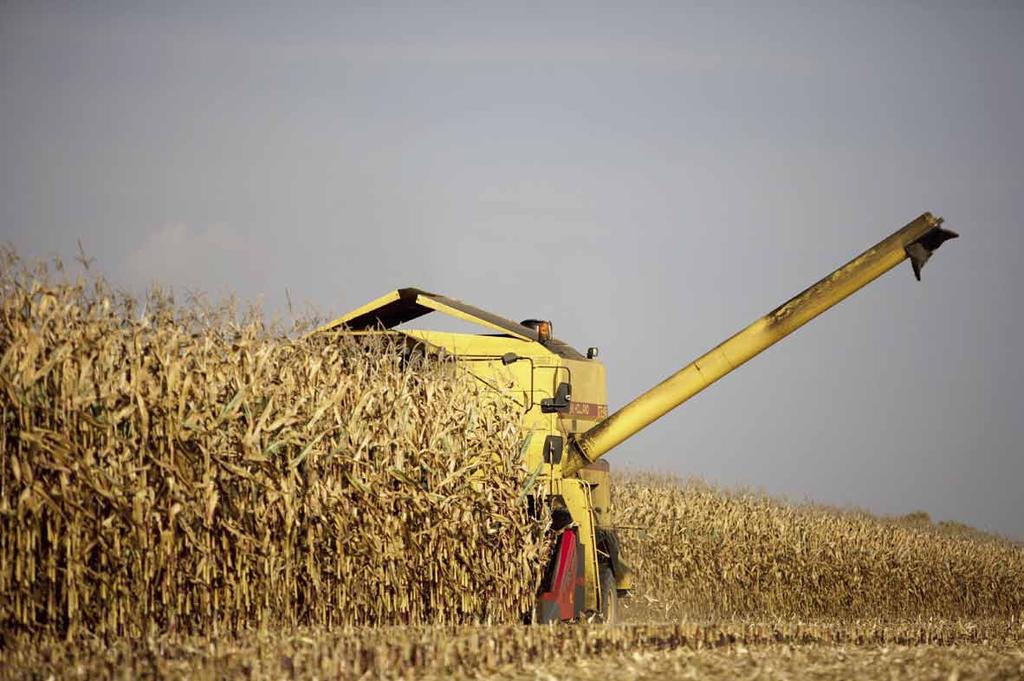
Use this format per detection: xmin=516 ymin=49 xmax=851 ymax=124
xmin=598 ymin=565 xmax=620 ymax=624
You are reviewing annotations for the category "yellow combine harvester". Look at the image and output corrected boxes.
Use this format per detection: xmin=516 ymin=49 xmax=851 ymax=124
xmin=315 ymin=213 xmax=957 ymax=624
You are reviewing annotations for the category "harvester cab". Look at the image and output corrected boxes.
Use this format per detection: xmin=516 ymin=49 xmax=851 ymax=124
xmin=316 ymin=212 xmax=958 ymax=625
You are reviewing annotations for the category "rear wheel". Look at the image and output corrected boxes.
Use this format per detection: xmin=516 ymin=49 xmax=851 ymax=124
xmin=598 ymin=565 xmax=620 ymax=624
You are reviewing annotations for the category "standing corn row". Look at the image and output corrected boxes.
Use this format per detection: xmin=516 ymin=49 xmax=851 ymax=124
xmin=0 ymin=252 xmax=546 ymax=638
xmin=615 ymin=474 xmax=1024 ymax=620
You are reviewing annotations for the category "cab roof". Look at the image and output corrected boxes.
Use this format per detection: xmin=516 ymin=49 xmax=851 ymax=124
xmin=316 ymin=287 xmax=585 ymax=360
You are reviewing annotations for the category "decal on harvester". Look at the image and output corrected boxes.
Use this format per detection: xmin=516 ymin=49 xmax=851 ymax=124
xmin=560 ymin=401 xmax=608 ymax=421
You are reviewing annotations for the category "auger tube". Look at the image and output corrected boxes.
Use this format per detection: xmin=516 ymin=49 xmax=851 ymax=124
xmin=561 ymin=212 xmax=958 ymax=477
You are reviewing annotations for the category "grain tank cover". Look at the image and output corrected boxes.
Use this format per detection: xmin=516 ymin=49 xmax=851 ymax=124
xmin=317 ymin=287 xmax=586 ymax=359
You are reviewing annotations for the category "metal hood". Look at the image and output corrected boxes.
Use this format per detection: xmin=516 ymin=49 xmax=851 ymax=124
xmin=316 ymin=287 xmax=585 ymax=359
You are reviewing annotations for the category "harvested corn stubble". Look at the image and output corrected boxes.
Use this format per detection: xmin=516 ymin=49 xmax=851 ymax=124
xmin=2 ymin=618 xmax=1023 ymax=680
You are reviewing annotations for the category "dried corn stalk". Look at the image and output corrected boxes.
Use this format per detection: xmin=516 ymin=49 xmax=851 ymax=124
xmin=0 ymin=251 xmax=545 ymax=638
xmin=615 ymin=473 xmax=1024 ymax=620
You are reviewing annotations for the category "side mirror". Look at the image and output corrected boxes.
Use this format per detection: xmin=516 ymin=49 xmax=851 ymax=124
xmin=541 ymin=381 xmax=571 ymax=413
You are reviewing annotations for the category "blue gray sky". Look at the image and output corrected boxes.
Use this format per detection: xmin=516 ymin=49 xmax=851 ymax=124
xmin=2 ymin=2 xmax=1022 ymax=538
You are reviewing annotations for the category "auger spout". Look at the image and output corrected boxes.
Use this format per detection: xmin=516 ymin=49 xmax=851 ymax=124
xmin=561 ymin=212 xmax=958 ymax=476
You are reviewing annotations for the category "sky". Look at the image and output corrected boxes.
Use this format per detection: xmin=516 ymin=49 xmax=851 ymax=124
xmin=2 ymin=1 xmax=1022 ymax=538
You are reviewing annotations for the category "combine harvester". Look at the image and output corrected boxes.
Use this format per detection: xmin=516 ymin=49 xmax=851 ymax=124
xmin=315 ymin=213 xmax=957 ymax=624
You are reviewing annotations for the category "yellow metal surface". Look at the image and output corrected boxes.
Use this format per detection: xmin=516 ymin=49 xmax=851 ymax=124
xmin=414 ymin=296 xmax=534 ymax=341
xmin=577 ymin=462 xmax=612 ymax=529
xmin=313 ymin=289 xmax=402 ymax=334
xmin=553 ymin=477 xmax=601 ymax=612
xmin=557 ymin=359 xmax=608 ymax=435
xmin=315 ymin=288 xmax=542 ymax=343
xmin=562 ymin=212 xmax=956 ymax=476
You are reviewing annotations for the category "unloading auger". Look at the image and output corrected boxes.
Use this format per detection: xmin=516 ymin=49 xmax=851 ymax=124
xmin=561 ymin=212 xmax=957 ymax=476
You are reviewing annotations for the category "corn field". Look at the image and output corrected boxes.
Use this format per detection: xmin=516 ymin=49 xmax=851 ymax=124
xmin=0 ymin=252 xmax=546 ymax=638
xmin=2 ymin=251 xmax=1023 ymax=679
xmin=616 ymin=474 xmax=1024 ymax=620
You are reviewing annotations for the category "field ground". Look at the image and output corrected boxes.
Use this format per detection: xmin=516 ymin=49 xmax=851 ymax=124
xmin=3 ymin=618 xmax=1022 ymax=680
xmin=510 ymin=643 xmax=1024 ymax=681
